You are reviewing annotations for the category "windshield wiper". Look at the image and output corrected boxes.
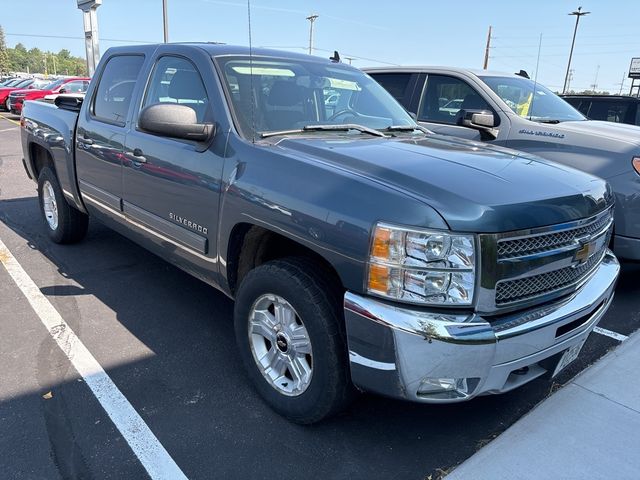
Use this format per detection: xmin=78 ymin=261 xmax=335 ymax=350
xmin=382 ymin=125 xmax=433 ymax=135
xmin=534 ymin=119 xmax=561 ymax=124
xmin=261 ymin=124 xmax=388 ymax=139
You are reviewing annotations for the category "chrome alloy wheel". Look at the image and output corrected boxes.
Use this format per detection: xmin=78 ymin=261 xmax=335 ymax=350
xmin=248 ymin=294 xmax=313 ymax=396
xmin=42 ymin=180 xmax=59 ymax=230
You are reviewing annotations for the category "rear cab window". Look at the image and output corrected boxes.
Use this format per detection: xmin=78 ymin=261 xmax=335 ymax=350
xmin=91 ymin=55 xmax=145 ymax=125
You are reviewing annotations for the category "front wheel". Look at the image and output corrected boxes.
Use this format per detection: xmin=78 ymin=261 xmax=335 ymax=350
xmin=234 ymin=258 xmax=353 ymax=424
xmin=37 ymin=167 xmax=89 ymax=244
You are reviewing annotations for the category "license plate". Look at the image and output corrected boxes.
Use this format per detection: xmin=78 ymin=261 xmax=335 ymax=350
xmin=552 ymin=339 xmax=586 ymax=378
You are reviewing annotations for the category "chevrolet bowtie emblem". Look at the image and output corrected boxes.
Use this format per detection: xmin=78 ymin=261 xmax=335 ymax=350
xmin=574 ymin=240 xmax=593 ymax=264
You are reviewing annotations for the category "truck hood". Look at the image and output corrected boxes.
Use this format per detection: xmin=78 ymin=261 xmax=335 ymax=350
xmin=273 ymin=134 xmax=612 ymax=233
xmin=556 ymin=120 xmax=640 ymax=146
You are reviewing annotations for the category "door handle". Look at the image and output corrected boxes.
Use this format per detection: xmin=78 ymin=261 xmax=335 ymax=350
xmin=77 ymin=137 xmax=93 ymax=145
xmin=131 ymin=148 xmax=147 ymax=163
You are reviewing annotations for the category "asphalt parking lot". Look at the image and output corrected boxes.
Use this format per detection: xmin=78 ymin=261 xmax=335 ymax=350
xmin=0 ymin=110 xmax=638 ymax=480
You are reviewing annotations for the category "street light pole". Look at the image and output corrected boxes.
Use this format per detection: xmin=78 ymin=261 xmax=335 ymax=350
xmin=162 ymin=0 xmax=169 ymax=43
xmin=306 ymin=14 xmax=318 ymax=55
xmin=77 ymin=0 xmax=102 ymax=76
xmin=562 ymin=6 xmax=590 ymax=94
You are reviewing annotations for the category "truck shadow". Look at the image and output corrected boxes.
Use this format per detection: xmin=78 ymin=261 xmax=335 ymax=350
xmin=1 ymin=195 xmax=638 ymax=479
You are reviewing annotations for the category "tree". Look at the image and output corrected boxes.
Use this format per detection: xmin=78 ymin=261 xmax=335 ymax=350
xmin=9 ymin=43 xmax=28 ymax=71
xmin=27 ymin=47 xmax=43 ymax=75
xmin=0 ymin=25 xmax=10 ymax=75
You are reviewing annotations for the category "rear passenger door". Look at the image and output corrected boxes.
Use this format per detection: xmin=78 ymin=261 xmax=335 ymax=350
xmin=76 ymin=54 xmax=145 ymax=212
xmin=123 ymin=52 xmax=225 ymax=265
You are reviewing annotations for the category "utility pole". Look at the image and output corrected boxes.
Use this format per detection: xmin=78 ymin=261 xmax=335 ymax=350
xmin=590 ymin=64 xmax=600 ymax=92
xmin=562 ymin=6 xmax=590 ymax=94
xmin=345 ymin=57 xmax=354 ymax=65
xmin=618 ymin=72 xmax=626 ymax=95
xmin=306 ymin=14 xmax=319 ymax=55
xmin=162 ymin=0 xmax=169 ymax=43
xmin=77 ymin=0 xmax=102 ymax=76
xmin=483 ymin=25 xmax=492 ymax=70
xmin=566 ymin=68 xmax=574 ymax=92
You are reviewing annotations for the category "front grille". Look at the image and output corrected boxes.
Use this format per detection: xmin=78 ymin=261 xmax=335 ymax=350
xmin=495 ymin=241 xmax=606 ymax=305
xmin=497 ymin=211 xmax=612 ymax=259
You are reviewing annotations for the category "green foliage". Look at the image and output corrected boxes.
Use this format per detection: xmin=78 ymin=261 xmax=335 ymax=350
xmin=0 ymin=26 xmax=11 ymax=74
xmin=0 ymin=25 xmax=87 ymax=76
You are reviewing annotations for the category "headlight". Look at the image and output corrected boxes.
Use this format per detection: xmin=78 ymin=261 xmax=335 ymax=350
xmin=633 ymin=157 xmax=640 ymax=176
xmin=367 ymin=223 xmax=476 ymax=306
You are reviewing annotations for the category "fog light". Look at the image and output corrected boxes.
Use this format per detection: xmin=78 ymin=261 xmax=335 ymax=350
xmin=417 ymin=377 xmax=477 ymax=399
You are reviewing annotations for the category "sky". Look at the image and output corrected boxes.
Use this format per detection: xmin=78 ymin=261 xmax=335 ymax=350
xmin=2 ymin=0 xmax=639 ymax=93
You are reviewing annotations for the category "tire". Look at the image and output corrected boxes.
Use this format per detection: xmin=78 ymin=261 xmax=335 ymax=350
xmin=234 ymin=257 xmax=354 ymax=424
xmin=37 ymin=167 xmax=89 ymax=244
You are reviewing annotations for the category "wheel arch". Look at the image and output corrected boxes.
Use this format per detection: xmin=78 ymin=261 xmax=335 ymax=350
xmin=226 ymin=223 xmax=346 ymax=298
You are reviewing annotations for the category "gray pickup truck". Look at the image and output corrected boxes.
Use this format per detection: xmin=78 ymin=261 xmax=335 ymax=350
xmin=21 ymin=44 xmax=619 ymax=423
xmin=366 ymin=67 xmax=640 ymax=260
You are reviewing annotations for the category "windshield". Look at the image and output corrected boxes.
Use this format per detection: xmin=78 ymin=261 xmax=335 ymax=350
xmin=15 ymin=78 xmax=34 ymax=88
xmin=481 ymin=76 xmax=585 ymax=123
xmin=216 ymin=56 xmax=415 ymax=137
xmin=31 ymin=79 xmax=50 ymax=90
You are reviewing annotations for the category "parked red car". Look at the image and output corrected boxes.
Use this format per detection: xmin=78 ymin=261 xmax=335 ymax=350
xmin=0 ymin=78 xmax=38 ymax=111
xmin=8 ymin=77 xmax=90 ymax=114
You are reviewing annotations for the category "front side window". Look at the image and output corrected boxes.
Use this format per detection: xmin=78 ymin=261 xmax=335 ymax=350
xmin=93 ymin=55 xmax=144 ymax=124
xmin=142 ymin=56 xmax=209 ymax=123
xmin=419 ymin=74 xmax=491 ymax=124
xmin=63 ymin=80 xmax=89 ymax=94
xmin=481 ymin=75 xmax=585 ymax=123
xmin=216 ymin=56 xmax=414 ymax=137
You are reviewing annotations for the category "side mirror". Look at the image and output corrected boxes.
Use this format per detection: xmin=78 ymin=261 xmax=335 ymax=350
xmin=138 ymin=103 xmax=215 ymax=142
xmin=58 ymin=87 xmax=66 ymax=94
xmin=458 ymin=110 xmax=498 ymax=141
xmin=459 ymin=109 xmax=495 ymax=128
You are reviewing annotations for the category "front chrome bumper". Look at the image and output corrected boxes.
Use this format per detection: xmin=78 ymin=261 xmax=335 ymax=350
xmin=344 ymin=250 xmax=620 ymax=403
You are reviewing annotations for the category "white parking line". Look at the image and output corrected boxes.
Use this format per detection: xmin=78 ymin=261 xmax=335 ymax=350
xmin=593 ymin=326 xmax=628 ymax=342
xmin=0 ymin=127 xmax=17 ymax=132
xmin=0 ymin=238 xmax=188 ymax=480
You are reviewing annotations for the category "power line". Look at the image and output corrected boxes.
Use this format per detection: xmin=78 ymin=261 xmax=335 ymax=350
xmin=6 ymin=32 xmax=155 ymax=44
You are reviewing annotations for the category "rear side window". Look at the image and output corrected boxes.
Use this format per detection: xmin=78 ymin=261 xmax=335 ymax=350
xmin=370 ymin=73 xmax=412 ymax=103
xmin=92 ymin=55 xmax=144 ymax=125
xmin=587 ymin=100 xmax=629 ymax=123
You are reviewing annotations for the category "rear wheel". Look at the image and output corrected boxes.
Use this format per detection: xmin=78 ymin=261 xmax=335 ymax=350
xmin=234 ymin=258 xmax=353 ymax=424
xmin=37 ymin=167 xmax=88 ymax=244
